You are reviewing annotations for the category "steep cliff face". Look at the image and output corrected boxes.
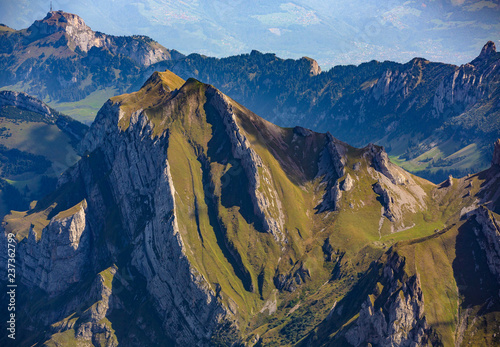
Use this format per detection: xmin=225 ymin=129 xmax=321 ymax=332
xmin=433 ymin=41 xmax=499 ymax=118
xmin=20 ymin=201 xmax=91 ymax=295
xmin=344 ymin=253 xmax=431 ymax=347
xmin=469 ymin=206 xmax=500 ymax=286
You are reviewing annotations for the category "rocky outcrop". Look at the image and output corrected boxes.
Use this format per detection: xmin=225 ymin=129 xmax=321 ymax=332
xmin=206 ymin=86 xmax=285 ymax=241
xmin=317 ymin=133 xmax=347 ymax=212
xmin=344 ymin=253 xmax=432 ymax=347
xmin=365 ymin=143 xmax=405 ymax=185
xmin=0 ymin=90 xmax=54 ymax=118
xmin=47 ymin=267 xmax=118 ymax=346
xmin=19 ymin=201 xmax=91 ymax=295
xmin=274 ymin=262 xmax=311 ymax=292
xmin=341 ymin=173 xmax=354 ymax=191
xmin=373 ymin=182 xmax=397 ymax=222
xmin=470 ymin=206 xmax=500 ymax=286
xmin=301 ymin=57 xmax=321 ymax=76
xmin=477 ymin=41 xmax=497 ymax=61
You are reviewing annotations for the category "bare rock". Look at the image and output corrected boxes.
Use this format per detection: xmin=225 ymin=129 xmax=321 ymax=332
xmin=470 ymin=206 xmax=500 ymax=286
xmin=342 ymin=173 xmax=354 ymax=191
xmin=344 ymin=253 xmax=432 ymax=347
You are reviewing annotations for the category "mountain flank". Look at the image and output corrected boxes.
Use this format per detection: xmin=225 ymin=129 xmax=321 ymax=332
xmin=1 ymin=69 xmax=498 ymax=346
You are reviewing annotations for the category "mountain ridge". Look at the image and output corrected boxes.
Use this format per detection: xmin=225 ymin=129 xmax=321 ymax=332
xmin=1 ymin=69 xmax=499 ymax=346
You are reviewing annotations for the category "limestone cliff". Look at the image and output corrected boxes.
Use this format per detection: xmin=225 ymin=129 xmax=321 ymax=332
xmin=344 ymin=253 xmax=431 ymax=347
xmin=29 ymin=11 xmax=178 ymax=66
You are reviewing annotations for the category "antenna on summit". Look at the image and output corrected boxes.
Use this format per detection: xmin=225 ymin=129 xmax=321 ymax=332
xmin=50 ymin=1 xmax=53 ymax=12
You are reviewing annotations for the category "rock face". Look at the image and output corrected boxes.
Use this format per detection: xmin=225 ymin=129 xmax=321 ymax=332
xmin=206 ymin=86 xmax=285 ymax=241
xmin=0 ymin=90 xmax=53 ymax=118
xmin=81 ymin=99 xmax=229 ymax=344
xmin=471 ymin=206 xmax=500 ymax=286
xmin=19 ymin=201 xmax=90 ymax=295
xmin=29 ymin=11 xmax=175 ymax=66
xmin=317 ymin=133 xmax=347 ymax=212
xmin=344 ymin=253 xmax=431 ymax=347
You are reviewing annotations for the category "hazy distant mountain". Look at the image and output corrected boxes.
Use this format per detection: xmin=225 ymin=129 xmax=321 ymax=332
xmin=0 ymin=10 xmax=183 ymax=123
xmin=0 ymin=0 xmax=498 ymax=68
xmin=1 ymin=69 xmax=499 ymax=346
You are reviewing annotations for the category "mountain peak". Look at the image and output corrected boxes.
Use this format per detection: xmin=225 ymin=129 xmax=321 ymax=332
xmin=479 ymin=41 xmax=496 ymax=58
xmin=141 ymin=70 xmax=186 ymax=91
xmin=301 ymin=56 xmax=321 ymax=76
xmin=29 ymin=10 xmax=91 ymax=38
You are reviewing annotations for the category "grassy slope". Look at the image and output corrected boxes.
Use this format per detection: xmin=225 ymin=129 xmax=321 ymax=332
xmin=0 ymin=118 xmax=78 ymax=169
xmin=46 ymin=87 xmax=119 ymax=124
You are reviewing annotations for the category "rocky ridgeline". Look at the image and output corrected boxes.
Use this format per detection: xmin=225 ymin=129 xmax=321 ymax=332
xmin=29 ymin=11 xmax=174 ymax=66
xmin=433 ymin=41 xmax=499 ymax=118
xmin=316 ymin=133 xmax=347 ymax=212
xmin=206 ymin=86 xmax=285 ymax=241
xmin=0 ymin=90 xmax=54 ymax=118
xmin=344 ymin=253 xmax=432 ymax=346
xmin=2 ymin=68 xmax=500 ymax=345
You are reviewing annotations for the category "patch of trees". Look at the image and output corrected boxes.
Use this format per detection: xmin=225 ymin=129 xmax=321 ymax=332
xmin=0 ymin=145 xmax=51 ymax=176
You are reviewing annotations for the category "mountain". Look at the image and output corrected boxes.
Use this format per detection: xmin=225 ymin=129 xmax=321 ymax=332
xmin=1 ymin=70 xmax=499 ymax=346
xmin=0 ymin=90 xmax=87 ymax=220
xmin=1 ymin=0 xmax=498 ymax=68
xmin=1 ymin=11 xmax=498 ymax=182
xmin=0 ymin=10 xmax=184 ymax=123
xmin=150 ymin=41 xmax=500 ymax=183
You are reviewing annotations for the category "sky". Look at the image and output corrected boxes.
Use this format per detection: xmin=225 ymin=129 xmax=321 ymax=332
xmin=0 ymin=0 xmax=498 ymax=69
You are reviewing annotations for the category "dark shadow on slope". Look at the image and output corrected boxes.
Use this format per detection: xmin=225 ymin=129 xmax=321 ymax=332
xmin=204 ymin=97 xmax=262 ymax=232
xmin=453 ymin=218 xmax=500 ymax=312
xmin=108 ymin=261 xmax=176 ymax=346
